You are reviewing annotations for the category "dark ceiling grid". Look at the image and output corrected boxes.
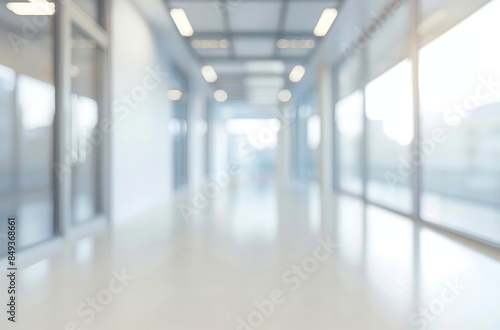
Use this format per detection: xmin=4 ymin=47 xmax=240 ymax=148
xmin=221 ymin=0 xmax=236 ymax=59
xmin=274 ymin=0 xmax=290 ymax=57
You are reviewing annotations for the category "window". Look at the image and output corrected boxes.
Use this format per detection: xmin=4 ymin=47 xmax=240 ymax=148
xmin=336 ymin=90 xmax=363 ymax=194
xmin=294 ymin=92 xmax=318 ymax=181
xmin=172 ymin=101 xmax=188 ymax=189
xmin=71 ymin=26 xmax=102 ymax=223
xmin=419 ymin=0 xmax=500 ymax=243
xmin=169 ymin=68 xmax=189 ymax=190
xmin=0 ymin=4 xmax=56 ymax=250
xmin=366 ymin=59 xmax=414 ymax=213
xmin=365 ymin=3 xmax=413 ymax=213
xmin=335 ymin=53 xmax=364 ymax=194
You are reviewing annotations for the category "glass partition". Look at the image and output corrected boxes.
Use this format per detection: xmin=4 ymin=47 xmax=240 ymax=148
xmin=0 ymin=4 xmax=56 ymax=251
xmin=71 ymin=26 xmax=102 ymax=223
xmin=419 ymin=0 xmax=500 ymax=243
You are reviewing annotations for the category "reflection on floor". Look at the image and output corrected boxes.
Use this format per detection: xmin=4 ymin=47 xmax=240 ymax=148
xmin=1 ymin=182 xmax=499 ymax=330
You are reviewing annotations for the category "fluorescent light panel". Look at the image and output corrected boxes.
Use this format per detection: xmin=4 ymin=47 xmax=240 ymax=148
xmin=278 ymin=90 xmax=292 ymax=103
xmin=214 ymin=90 xmax=228 ymax=102
xmin=314 ymin=8 xmax=338 ymax=37
xmin=277 ymin=39 xmax=315 ymax=49
xmin=289 ymin=65 xmax=306 ymax=83
xmin=201 ymin=65 xmax=218 ymax=83
xmin=167 ymin=90 xmax=183 ymax=101
xmin=6 ymin=1 xmax=55 ymax=15
xmin=170 ymin=8 xmax=194 ymax=37
xmin=191 ymin=39 xmax=230 ymax=49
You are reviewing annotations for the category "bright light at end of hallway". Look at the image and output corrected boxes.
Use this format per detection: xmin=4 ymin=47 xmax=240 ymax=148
xmin=170 ymin=8 xmax=194 ymax=37
xmin=214 ymin=89 xmax=228 ymax=102
xmin=314 ymin=8 xmax=338 ymax=37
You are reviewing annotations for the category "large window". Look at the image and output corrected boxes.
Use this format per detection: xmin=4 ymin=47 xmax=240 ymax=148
xmin=0 ymin=0 xmax=109 ymax=255
xmin=168 ymin=68 xmax=189 ymax=190
xmin=71 ymin=26 xmax=103 ymax=223
xmin=336 ymin=91 xmax=363 ymax=194
xmin=172 ymin=101 xmax=188 ymax=189
xmin=365 ymin=3 xmax=413 ymax=213
xmin=335 ymin=53 xmax=364 ymax=194
xmin=366 ymin=59 xmax=414 ymax=213
xmin=331 ymin=0 xmax=500 ymax=246
xmin=419 ymin=0 xmax=500 ymax=243
xmin=0 ymin=5 xmax=56 ymax=250
xmin=293 ymin=92 xmax=319 ymax=181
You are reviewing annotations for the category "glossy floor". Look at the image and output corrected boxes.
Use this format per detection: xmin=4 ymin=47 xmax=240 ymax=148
xmin=1 ymin=182 xmax=500 ymax=330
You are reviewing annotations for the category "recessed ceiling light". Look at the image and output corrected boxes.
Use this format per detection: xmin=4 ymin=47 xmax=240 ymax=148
xmin=278 ymin=90 xmax=292 ymax=103
xmin=6 ymin=1 xmax=55 ymax=15
xmin=277 ymin=39 xmax=316 ymax=49
xmin=314 ymin=8 xmax=338 ymax=37
xmin=170 ymin=8 xmax=194 ymax=37
xmin=191 ymin=39 xmax=230 ymax=49
xmin=70 ymin=65 xmax=80 ymax=78
xmin=289 ymin=65 xmax=306 ymax=83
xmin=167 ymin=90 xmax=183 ymax=101
xmin=214 ymin=90 xmax=228 ymax=102
xmin=201 ymin=65 xmax=218 ymax=83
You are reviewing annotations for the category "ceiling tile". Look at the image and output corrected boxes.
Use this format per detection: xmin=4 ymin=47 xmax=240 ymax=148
xmin=233 ymin=39 xmax=275 ymax=57
xmin=279 ymin=48 xmax=311 ymax=58
xmin=195 ymin=48 xmax=230 ymax=57
xmin=229 ymin=2 xmax=282 ymax=32
xmin=170 ymin=2 xmax=225 ymax=32
xmin=211 ymin=63 xmax=245 ymax=75
xmin=285 ymin=1 xmax=335 ymax=32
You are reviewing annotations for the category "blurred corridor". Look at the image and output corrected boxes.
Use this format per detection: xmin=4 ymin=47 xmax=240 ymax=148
xmin=1 ymin=0 xmax=500 ymax=329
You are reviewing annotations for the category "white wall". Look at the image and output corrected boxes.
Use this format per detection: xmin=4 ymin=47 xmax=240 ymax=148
xmin=111 ymin=0 xmax=174 ymax=223
xmin=110 ymin=0 xmax=210 ymax=222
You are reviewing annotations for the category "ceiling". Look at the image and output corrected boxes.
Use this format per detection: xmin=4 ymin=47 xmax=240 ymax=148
xmin=164 ymin=0 xmax=342 ymax=105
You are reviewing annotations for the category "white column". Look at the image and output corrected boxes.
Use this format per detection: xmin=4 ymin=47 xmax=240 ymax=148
xmin=317 ymin=63 xmax=334 ymax=195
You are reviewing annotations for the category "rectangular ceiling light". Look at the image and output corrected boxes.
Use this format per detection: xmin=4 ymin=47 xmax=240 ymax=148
xmin=289 ymin=65 xmax=306 ymax=83
xmin=167 ymin=90 xmax=183 ymax=101
xmin=6 ymin=2 xmax=55 ymax=15
xmin=170 ymin=8 xmax=194 ymax=37
xmin=314 ymin=8 xmax=338 ymax=37
xmin=191 ymin=39 xmax=230 ymax=49
xmin=277 ymin=39 xmax=315 ymax=49
xmin=201 ymin=65 xmax=218 ymax=83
